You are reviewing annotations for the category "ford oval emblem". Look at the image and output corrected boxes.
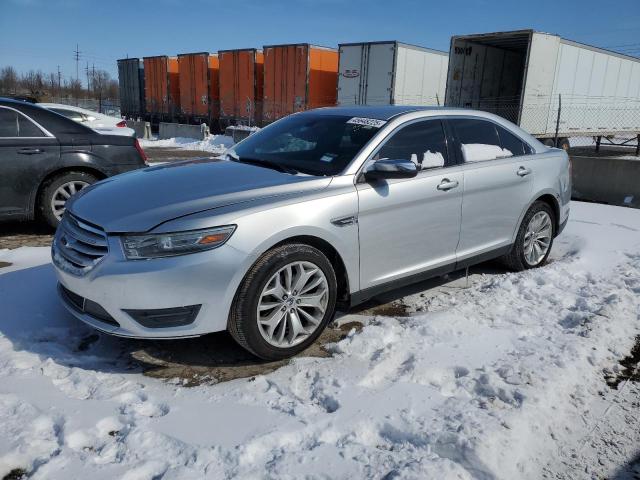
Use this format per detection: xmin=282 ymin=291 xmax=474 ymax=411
xmin=343 ymin=69 xmax=360 ymax=78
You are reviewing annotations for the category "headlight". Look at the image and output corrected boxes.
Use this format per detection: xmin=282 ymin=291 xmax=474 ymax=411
xmin=121 ymin=226 xmax=236 ymax=259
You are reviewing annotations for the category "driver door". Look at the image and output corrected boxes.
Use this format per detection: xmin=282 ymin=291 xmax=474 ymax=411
xmin=356 ymin=119 xmax=463 ymax=290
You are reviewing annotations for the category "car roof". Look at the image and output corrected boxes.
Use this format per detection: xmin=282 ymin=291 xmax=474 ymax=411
xmin=0 ymin=97 xmax=95 ymax=135
xmin=308 ymin=105 xmax=450 ymax=120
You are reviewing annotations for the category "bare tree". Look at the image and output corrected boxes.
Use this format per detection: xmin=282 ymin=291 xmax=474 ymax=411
xmin=46 ymin=72 xmax=58 ymax=96
xmin=21 ymin=70 xmax=45 ymax=96
xmin=0 ymin=66 xmax=19 ymax=94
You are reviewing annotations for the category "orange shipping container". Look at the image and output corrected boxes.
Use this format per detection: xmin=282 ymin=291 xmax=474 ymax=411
xmin=218 ymin=48 xmax=264 ymax=124
xmin=143 ymin=55 xmax=180 ymax=117
xmin=263 ymin=44 xmax=338 ymax=123
xmin=178 ymin=52 xmax=220 ymax=120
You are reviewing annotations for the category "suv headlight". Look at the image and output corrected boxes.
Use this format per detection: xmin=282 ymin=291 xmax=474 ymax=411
xmin=121 ymin=226 xmax=236 ymax=259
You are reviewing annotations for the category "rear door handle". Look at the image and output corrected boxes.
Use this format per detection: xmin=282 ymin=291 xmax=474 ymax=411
xmin=437 ymin=178 xmax=459 ymax=191
xmin=17 ymin=148 xmax=44 ymax=155
xmin=517 ymin=166 xmax=532 ymax=177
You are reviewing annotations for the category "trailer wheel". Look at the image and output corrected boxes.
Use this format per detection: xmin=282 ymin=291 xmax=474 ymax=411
xmin=557 ymin=138 xmax=570 ymax=152
xmin=542 ymin=138 xmax=555 ymax=148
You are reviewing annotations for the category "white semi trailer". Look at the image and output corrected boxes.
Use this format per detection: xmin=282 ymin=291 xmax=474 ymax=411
xmin=445 ymin=30 xmax=640 ymax=150
xmin=338 ymin=41 xmax=449 ymax=107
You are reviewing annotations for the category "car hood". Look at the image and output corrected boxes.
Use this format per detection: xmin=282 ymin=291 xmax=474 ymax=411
xmin=68 ymin=159 xmax=331 ymax=233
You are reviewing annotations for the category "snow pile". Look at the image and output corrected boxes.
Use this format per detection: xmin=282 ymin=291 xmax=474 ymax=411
xmin=1 ymin=202 xmax=640 ymax=478
xmin=461 ymin=143 xmax=513 ymax=162
xmin=139 ymin=135 xmax=234 ymax=155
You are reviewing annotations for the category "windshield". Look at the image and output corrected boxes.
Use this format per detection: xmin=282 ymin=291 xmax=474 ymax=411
xmin=229 ymin=113 xmax=382 ymax=176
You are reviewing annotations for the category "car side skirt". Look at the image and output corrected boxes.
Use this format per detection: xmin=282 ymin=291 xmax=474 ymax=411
xmin=349 ymin=245 xmax=512 ymax=308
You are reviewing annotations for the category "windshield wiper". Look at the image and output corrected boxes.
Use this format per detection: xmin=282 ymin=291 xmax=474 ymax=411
xmin=229 ymin=155 xmax=298 ymax=175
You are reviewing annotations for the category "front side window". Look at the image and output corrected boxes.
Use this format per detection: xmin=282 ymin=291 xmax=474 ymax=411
xmin=451 ymin=118 xmax=513 ymax=163
xmin=230 ymin=113 xmax=382 ymax=176
xmin=375 ymin=120 xmax=450 ymax=170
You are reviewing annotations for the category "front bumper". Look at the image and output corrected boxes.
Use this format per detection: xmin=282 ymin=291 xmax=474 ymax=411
xmin=53 ymin=234 xmax=253 ymax=338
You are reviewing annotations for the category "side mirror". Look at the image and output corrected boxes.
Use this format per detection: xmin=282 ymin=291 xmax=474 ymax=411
xmin=364 ymin=158 xmax=418 ymax=181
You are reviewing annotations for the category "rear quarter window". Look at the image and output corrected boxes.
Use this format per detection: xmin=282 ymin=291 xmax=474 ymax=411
xmin=495 ymin=124 xmax=532 ymax=156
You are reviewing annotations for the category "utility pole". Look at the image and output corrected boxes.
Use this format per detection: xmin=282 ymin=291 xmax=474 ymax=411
xmin=74 ymin=44 xmax=81 ymax=103
xmin=74 ymin=44 xmax=81 ymax=83
xmin=85 ymin=61 xmax=90 ymax=96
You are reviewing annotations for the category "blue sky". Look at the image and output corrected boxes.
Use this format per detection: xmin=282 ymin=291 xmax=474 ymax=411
xmin=1 ymin=0 xmax=639 ymax=85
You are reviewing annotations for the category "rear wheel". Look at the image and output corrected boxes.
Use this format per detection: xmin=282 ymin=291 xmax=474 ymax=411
xmin=39 ymin=171 xmax=97 ymax=228
xmin=228 ymin=243 xmax=337 ymax=360
xmin=502 ymin=201 xmax=555 ymax=271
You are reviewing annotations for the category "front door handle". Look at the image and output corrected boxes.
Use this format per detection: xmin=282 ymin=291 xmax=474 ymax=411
xmin=437 ymin=178 xmax=459 ymax=191
xmin=17 ymin=148 xmax=44 ymax=155
xmin=517 ymin=166 xmax=532 ymax=177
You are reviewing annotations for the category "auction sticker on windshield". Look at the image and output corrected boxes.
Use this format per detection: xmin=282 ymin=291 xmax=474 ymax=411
xmin=346 ymin=117 xmax=387 ymax=128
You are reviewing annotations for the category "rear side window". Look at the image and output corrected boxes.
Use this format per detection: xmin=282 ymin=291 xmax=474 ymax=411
xmin=0 ymin=108 xmax=18 ymax=137
xmin=18 ymin=114 xmax=45 ymax=137
xmin=495 ymin=124 xmax=532 ymax=156
xmin=0 ymin=108 xmax=46 ymax=137
xmin=376 ymin=120 xmax=450 ymax=170
xmin=451 ymin=118 xmax=513 ymax=163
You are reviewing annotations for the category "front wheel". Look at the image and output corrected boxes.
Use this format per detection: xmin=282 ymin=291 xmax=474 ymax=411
xmin=502 ymin=201 xmax=555 ymax=271
xmin=228 ymin=243 xmax=337 ymax=360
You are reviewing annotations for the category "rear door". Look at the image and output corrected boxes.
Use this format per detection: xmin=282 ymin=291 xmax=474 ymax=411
xmin=0 ymin=107 xmax=59 ymax=218
xmin=449 ymin=117 xmax=535 ymax=261
xmin=337 ymin=44 xmax=364 ymax=105
xmin=357 ymin=118 xmax=463 ymax=289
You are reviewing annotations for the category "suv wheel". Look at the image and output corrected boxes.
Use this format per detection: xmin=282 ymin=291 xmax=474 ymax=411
xmin=40 ymin=171 xmax=98 ymax=228
xmin=502 ymin=201 xmax=555 ymax=271
xmin=228 ymin=243 xmax=337 ymax=360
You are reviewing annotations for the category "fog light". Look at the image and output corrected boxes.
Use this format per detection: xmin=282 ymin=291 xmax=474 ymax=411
xmin=124 ymin=305 xmax=201 ymax=328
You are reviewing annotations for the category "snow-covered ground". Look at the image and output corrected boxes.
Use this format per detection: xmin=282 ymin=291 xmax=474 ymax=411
xmin=1 ymin=202 xmax=639 ymax=479
xmin=139 ymin=135 xmax=234 ymax=156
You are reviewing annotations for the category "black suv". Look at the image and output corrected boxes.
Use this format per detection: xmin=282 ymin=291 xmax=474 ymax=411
xmin=0 ymin=98 xmax=147 ymax=227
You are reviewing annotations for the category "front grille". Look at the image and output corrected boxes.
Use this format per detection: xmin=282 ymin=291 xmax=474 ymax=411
xmin=59 ymin=284 xmax=120 ymax=327
xmin=54 ymin=214 xmax=108 ymax=274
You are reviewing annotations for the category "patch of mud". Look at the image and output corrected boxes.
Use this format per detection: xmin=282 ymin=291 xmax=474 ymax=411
xmin=605 ymin=335 xmax=640 ymax=389
xmin=0 ymin=261 xmax=13 ymax=269
xmin=76 ymin=333 xmax=100 ymax=352
xmin=2 ymin=469 xmax=27 ymax=480
xmin=134 ymin=321 xmax=363 ymax=386
xmin=356 ymin=301 xmax=411 ymax=317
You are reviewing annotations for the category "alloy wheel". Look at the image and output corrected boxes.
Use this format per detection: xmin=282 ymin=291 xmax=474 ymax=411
xmin=256 ymin=261 xmax=329 ymax=348
xmin=51 ymin=181 xmax=90 ymax=220
xmin=523 ymin=211 xmax=553 ymax=266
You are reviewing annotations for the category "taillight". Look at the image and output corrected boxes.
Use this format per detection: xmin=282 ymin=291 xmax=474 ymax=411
xmin=134 ymin=139 xmax=148 ymax=164
xmin=116 ymin=120 xmax=127 ymax=127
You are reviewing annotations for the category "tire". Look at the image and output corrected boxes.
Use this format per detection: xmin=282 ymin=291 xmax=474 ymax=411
xmin=502 ymin=201 xmax=556 ymax=272
xmin=228 ymin=243 xmax=338 ymax=360
xmin=39 ymin=171 xmax=98 ymax=228
xmin=542 ymin=138 xmax=555 ymax=148
xmin=557 ymin=137 xmax=570 ymax=152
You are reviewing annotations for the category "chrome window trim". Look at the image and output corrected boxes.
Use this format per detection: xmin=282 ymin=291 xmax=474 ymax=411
xmin=0 ymin=105 xmax=55 ymax=138
xmin=343 ymin=110 xmax=540 ymax=178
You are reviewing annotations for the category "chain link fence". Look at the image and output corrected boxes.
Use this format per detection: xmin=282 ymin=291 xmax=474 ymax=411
xmin=47 ymin=97 xmax=121 ymax=117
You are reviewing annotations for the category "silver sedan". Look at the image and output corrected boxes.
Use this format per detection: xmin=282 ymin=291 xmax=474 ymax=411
xmin=52 ymin=106 xmax=571 ymax=360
